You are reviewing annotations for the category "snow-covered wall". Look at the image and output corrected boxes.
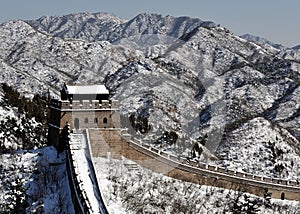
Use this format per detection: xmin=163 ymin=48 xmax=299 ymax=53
xmin=65 ymin=130 xmax=108 ymax=214
xmin=86 ymin=129 xmax=300 ymax=201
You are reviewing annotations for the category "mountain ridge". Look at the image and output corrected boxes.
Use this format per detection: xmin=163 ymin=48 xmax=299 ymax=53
xmin=240 ymin=33 xmax=286 ymax=50
xmin=0 ymin=11 xmax=300 ymax=212
xmin=0 ymin=11 xmax=299 ymax=180
xmin=25 ymin=12 xmax=217 ymax=43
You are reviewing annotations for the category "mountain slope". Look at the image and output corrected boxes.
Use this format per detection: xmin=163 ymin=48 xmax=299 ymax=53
xmin=26 ymin=12 xmax=216 ymax=43
xmin=0 ymin=19 xmax=136 ymax=96
xmin=26 ymin=12 xmax=125 ymax=41
xmin=293 ymin=44 xmax=300 ymax=50
xmin=240 ymin=33 xmax=286 ymax=51
xmin=0 ymin=11 xmax=300 ymax=212
xmin=0 ymin=12 xmax=299 ymax=180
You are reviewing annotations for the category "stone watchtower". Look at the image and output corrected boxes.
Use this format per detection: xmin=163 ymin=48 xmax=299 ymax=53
xmin=48 ymin=83 xmax=120 ymax=148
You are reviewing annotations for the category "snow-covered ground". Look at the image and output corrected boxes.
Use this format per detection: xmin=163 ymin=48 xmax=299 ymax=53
xmin=93 ymin=156 xmax=300 ymax=213
xmin=0 ymin=147 xmax=74 ymax=213
xmin=217 ymin=117 xmax=300 ymax=180
xmin=0 ymin=88 xmax=47 ymax=152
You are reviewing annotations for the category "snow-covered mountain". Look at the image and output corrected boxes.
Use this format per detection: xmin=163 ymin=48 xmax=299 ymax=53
xmin=26 ymin=12 xmax=216 ymax=43
xmin=240 ymin=33 xmax=300 ymax=62
xmin=241 ymin=33 xmax=300 ymax=53
xmin=240 ymin=34 xmax=286 ymax=51
xmin=0 ymin=11 xmax=299 ymax=175
xmin=0 ymin=12 xmax=300 ymax=211
xmin=293 ymin=44 xmax=300 ymax=50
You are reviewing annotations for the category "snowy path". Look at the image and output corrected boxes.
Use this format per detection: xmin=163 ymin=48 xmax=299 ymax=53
xmin=68 ymin=133 xmax=107 ymax=214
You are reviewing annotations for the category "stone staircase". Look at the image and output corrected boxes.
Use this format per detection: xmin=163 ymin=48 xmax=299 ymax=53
xmin=69 ymin=134 xmax=87 ymax=150
xmin=88 ymin=129 xmax=125 ymax=158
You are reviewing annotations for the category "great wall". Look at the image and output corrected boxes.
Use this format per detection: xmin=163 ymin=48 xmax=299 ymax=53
xmin=48 ymin=84 xmax=300 ymax=213
xmin=65 ymin=131 xmax=108 ymax=213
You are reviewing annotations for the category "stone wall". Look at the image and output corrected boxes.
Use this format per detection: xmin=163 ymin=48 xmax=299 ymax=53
xmin=49 ymin=96 xmax=300 ymax=201
xmin=87 ymin=129 xmax=300 ymax=201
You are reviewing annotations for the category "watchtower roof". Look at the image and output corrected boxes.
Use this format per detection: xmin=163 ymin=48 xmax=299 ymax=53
xmin=64 ymin=84 xmax=109 ymax=95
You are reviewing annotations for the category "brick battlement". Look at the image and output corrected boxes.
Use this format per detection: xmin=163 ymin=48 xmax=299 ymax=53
xmin=50 ymin=99 xmax=119 ymax=110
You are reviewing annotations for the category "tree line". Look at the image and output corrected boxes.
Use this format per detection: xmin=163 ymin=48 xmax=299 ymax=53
xmin=2 ymin=83 xmax=50 ymax=124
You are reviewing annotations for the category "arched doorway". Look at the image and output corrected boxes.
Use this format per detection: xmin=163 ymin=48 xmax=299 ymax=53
xmin=74 ymin=118 xmax=79 ymax=129
xmin=103 ymin=117 xmax=108 ymax=124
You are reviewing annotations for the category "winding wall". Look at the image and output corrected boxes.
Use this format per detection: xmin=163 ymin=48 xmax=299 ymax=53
xmin=87 ymin=129 xmax=300 ymax=201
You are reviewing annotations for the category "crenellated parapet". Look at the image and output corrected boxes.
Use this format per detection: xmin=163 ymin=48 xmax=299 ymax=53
xmin=48 ymin=84 xmax=121 ymax=147
xmin=50 ymin=99 xmax=119 ymax=110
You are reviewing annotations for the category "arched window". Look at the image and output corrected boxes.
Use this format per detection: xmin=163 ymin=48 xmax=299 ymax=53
xmin=74 ymin=118 xmax=79 ymax=129
xmin=94 ymin=118 xmax=98 ymax=123
xmin=103 ymin=117 xmax=108 ymax=124
xmin=281 ymin=192 xmax=285 ymax=200
xmin=84 ymin=118 xmax=89 ymax=123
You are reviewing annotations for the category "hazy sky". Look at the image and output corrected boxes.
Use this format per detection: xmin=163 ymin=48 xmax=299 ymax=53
xmin=0 ymin=0 xmax=299 ymax=47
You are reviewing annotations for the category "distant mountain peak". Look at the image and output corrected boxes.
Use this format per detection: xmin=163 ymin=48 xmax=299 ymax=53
xmin=292 ymin=44 xmax=300 ymax=50
xmin=36 ymin=12 xmax=126 ymax=22
xmin=240 ymin=33 xmax=285 ymax=50
xmin=24 ymin=12 xmax=218 ymax=43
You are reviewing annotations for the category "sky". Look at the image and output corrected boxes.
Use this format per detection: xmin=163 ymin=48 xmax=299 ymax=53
xmin=0 ymin=0 xmax=299 ymax=47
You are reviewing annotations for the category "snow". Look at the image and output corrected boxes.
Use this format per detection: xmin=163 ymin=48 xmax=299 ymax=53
xmin=69 ymin=133 xmax=103 ymax=213
xmin=0 ymin=93 xmax=47 ymax=151
xmin=93 ymin=156 xmax=300 ymax=213
xmin=93 ymin=157 xmax=129 ymax=214
xmin=276 ymin=86 xmax=300 ymax=120
xmin=0 ymin=147 xmax=74 ymax=213
xmin=0 ymin=11 xmax=299 ymax=212
xmin=66 ymin=84 xmax=109 ymax=95
xmin=217 ymin=117 xmax=300 ymax=180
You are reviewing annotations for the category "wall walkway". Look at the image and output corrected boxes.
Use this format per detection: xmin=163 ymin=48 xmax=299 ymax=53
xmin=86 ymin=129 xmax=300 ymax=201
xmin=65 ymin=130 xmax=108 ymax=214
